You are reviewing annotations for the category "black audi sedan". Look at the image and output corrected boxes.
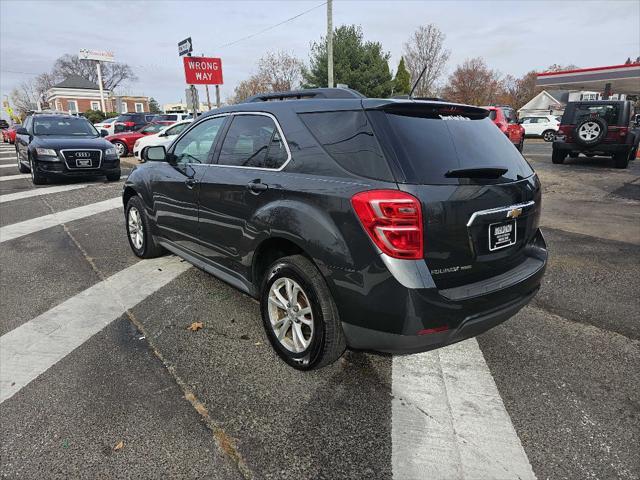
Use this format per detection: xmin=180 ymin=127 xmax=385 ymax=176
xmin=15 ymin=113 xmax=121 ymax=184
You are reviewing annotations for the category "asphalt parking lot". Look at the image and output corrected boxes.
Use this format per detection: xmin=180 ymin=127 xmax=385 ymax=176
xmin=1 ymin=140 xmax=638 ymax=480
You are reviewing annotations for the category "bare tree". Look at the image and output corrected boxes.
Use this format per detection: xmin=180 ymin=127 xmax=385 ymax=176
xmin=9 ymin=80 xmax=39 ymax=118
xmin=442 ymin=57 xmax=502 ymax=105
xmin=52 ymin=54 xmax=137 ymax=90
xmin=544 ymin=63 xmax=579 ymax=73
xmin=498 ymin=70 xmax=538 ymax=110
xmin=229 ymin=51 xmax=303 ymax=104
xmin=403 ymin=24 xmax=450 ymax=97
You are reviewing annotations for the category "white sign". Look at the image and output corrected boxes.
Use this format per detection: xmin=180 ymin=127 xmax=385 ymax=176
xmin=178 ymin=37 xmax=193 ymax=57
xmin=79 ymin=49 xmax=115 ymax=63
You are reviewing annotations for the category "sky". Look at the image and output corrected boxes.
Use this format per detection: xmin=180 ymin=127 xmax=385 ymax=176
xmin=1 ymin=0 xmax=639 ymax=117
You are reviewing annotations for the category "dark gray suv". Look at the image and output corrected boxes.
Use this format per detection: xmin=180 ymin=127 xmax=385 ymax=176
xmin=122 ymin=88 xmax=547 ymax=370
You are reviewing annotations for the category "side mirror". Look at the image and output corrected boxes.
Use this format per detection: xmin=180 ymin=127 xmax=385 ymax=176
xmin=16 ymin=127 xmax=28 ymax=135
xmin=144 ymin=145 xmax=167 ymax=162
xmin=100 ymin=129 xmax=109 ymax=137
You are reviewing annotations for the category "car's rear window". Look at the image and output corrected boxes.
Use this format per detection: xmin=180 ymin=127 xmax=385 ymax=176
xmin=488 ymin=110 xmax=497 ymax=120
xmin=564 ymin=104 xmax=620 ymax=125
xmin=152 ymin=114 xmax=178 ymax=121
xmin=299 ymin=110 xmax=394 ymax=181
xmin=368 ymin=110 xmax=534 ymax=185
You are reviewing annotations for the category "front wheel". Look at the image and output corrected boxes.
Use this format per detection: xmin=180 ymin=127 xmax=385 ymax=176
xmin=17 ymin=149 xmax=29 ymax=173
xmin=106 ymin=170 xmax=121 ymax=182
xmin=542 ymin=130 xmax=556 ymax=142
xmin=113 ymin=141 xmax=128 ymax=157
xmin=552 ymin=148 xmax=566 ymax=164
xmin=125 ymin=196 xmax=164 ymax=258
xmin=260 ymin=255 xmax=346 ymax=370
xmin=29 ymin=156 xmax=46 ymax=185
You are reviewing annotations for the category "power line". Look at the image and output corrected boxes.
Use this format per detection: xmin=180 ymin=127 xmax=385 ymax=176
xmin=1 ymin=70 xmax=40 ymax=76
xmin=214 ymin=1 xmax=327 ymax=50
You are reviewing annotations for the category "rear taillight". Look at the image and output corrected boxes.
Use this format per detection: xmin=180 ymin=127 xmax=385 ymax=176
xmin=618 ymin=127 xmax=628 ymax=138
xmin=558 ymin=125 xmax=572 ymax=136
xmin=351 ymin=190 xmax=423 ymax=260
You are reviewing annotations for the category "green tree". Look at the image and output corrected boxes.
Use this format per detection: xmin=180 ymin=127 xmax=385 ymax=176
xmin=303 ymin=25 xmax=393 ymax=98
xmin=393 ymin=57 xmax=411 ymax=95
xmin=149 ymin=97 xmax=161 ymax=113
xmin=83 ymin=109 xmax=105 ymax=123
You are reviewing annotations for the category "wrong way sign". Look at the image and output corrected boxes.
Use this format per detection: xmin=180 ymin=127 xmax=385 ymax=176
xmin=183 ymin=57 xmax=223 ymax=85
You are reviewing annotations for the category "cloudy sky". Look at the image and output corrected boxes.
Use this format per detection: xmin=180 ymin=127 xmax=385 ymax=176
xmin=1 ymin=0 xmax=639 ymax=112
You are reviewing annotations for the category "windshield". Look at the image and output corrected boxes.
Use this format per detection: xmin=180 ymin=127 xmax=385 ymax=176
xmin=33 ymin=117 xmax=98 ymax=137
xmin=369 ymin=110 xmax=534 ymax=184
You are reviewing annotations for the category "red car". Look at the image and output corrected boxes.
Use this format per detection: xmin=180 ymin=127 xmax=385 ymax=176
xmin=106 ymin=123 xmax=166 ymax=157
xmin=2 ymin=124 xmax=21 ymax=144
xmin=483 ymin=106 xmax=525 ymax=152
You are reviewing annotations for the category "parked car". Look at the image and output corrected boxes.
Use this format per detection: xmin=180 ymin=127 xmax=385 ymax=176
xmin=519 ymin=115 xmax=559 ymax=142
xmin=93 ymin=117 xmax=119 ymax=136
xmin=123 ymin=88 xmax=547 ymax=370
xmin=150 ymin=113 xmax=192 ymax=124
xmin=483 ymin=106 xmax=525 ymax=151
xmin=106 ymin=122 xmax=166 ymax=157
xmin=15 ymin=113 xmax=120 ymax=184
xmin=2 ymin=124 xmax=20 ymax=144
xmin=113 ymin=113 xmax=157 ymax=133
xmin=133 ymin=119 xmax=193 ymax=160
xmin=0 ymin=119 xmax=9 ymax=130
xmin=552 ymin=100 xmax=639 ymax=169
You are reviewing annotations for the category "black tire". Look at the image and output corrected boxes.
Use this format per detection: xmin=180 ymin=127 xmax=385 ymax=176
xmin=125 ymin=195 xmax=164 ymax=258
xmin=569 ymin=152 xmax=579 ymax=158
xmin=629 ymin=146 xmax=638 ymax=161
xmin=551 ymin=148 xmax=566 ymax=164
xmin=260 ymin=255 xmax=346 ymax=370
xmin=613 ymin=151 xmax=630 ymax=169
xmin=574 ymin=117 xmax=607 ymax=147
xmin=113 ymin=140 xmax=128 ymax=157
xmin=542 ymin=130 xmax=556 ymax=142
xmin=106 ymin=170 xmax=121 ymax=182
xmin=17 ymin=149 xmax=29 ymax=173
xmin=516 ymin=137 xmax=524 ymax=152
xmin=585 ymin=153 xmax=595 ymax=157
xmin=29 ymin=156 xmax=46 ymax=185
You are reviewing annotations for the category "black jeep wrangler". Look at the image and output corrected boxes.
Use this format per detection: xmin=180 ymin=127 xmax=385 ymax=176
xmin=552 ymin=100 xmax=639 ymax=169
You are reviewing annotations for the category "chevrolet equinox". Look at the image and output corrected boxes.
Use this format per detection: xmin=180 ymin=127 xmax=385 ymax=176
xmin=122 ymin=88 xmax=547 ymax=370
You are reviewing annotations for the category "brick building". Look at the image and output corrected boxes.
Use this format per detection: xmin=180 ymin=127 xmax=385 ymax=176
xmin=46 ymin=75 xmax=149 ymax=114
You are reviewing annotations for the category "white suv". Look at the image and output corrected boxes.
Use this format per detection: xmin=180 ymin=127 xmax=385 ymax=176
xmin=520 ymin=115 xmax=560 ymax=142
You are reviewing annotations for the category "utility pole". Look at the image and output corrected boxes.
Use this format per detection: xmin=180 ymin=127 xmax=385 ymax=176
xmin=202 ymin=53 xmax=212 ymax=110
xmin=215 ymin=85 xmax=220 ymax=108
xmin=327 ymin=0 xmax=333 ymax=88
xmin=96 ymin=61 xmax=106 ymax=112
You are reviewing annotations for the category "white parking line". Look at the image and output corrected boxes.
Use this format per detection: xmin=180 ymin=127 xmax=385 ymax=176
xmin=0 ymin=164 xmax=15 ymax=168
xmin=392 ymin=339 xmax=535 ymax=479
xmin=0 ymin=174 xmax=30 ymax=182
xmin=0 ymin=197 xmax=120 ymax=243
xmin=0 ymin=183 xmax=88 ymax=203
xmin=0 ymin=256 xmax=191 ymax=403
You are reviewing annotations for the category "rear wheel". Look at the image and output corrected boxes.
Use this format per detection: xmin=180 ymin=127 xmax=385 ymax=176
xmin=613 ymin=151 xmax=630 ymax=169
xmin=542 ymin=130 xmax=556 ymax=142
xmin=552 ymin=148 xmax=566 ymax=164
xmin=260 ymin=255 xmax=346 ymax=370
xmin=516 ymin=137 xmax=524 ymax=152
xmin=125 ymin=196 xmax=164 ymax=258
xmin=113 ymin=141 xmax=128 ymax=157
xmin=569 ymin=152 xmax=579 ymax=158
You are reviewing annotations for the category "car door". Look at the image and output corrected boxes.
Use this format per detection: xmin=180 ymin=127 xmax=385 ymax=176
xmin=197 ymin=112 xmax=290 ymax=278
xmin=149 ymin=115 xmax=227 ymax=252
xmin=16 ymin=116 xmax=32 ymax=164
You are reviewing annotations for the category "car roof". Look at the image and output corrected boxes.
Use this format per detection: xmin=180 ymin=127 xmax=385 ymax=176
xmin=31 ymin=114 xmax=84 ymax=120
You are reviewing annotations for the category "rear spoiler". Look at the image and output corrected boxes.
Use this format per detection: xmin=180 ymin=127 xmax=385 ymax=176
xmin=364 ymin=100 xmax=489 ymax=120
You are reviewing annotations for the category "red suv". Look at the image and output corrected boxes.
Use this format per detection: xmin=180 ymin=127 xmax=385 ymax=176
xmin=484 ymin=106 xmax=525 ymax=152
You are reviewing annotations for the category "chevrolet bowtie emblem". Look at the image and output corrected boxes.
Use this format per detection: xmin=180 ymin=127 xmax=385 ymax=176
xmin=507 ymin=207 xmax=523 ymax=219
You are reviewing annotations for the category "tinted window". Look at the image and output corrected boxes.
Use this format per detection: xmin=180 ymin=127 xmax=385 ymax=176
xmin=568 ymin=104 xmax=620 ymax=125
xmin=171 ymin=116 xmax=225 ymax=164
xmin=164 ymin=122 xmax=190 ymax=136
xmin=488 ymin=110 xmax=497 ymax=120
xmin=33 ymin=117 xmax=98 ymax=136
xmin=370 ymin=111 xmax=534 ymax=185
xmin=139 ymin=123 xmax=164 ymax=134
xmin=153 ymin=114 xmax=178 ymax=121
xmin=299 ymin=110 xmax=393 ymax=181
xmin=218 ymin=115 xmax=288 ymax=169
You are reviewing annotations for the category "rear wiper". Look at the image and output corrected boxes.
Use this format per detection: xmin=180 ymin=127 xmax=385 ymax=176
xmin=445 ymin=166 xmax=508 ymax=179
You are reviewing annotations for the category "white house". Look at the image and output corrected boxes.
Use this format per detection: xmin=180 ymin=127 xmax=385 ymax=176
xmin=519 ymin=89 xmax=628 ymax=118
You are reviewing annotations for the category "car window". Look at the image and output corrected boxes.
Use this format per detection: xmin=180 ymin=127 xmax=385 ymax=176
xmin=521 ymin=118 xmax=533 ymax=124
xmin=570 ymin=104 xmax=620 ymax=125
xmin=33 ymin=117 xmax=98 ymax=136
xmin=171 ymin=116 xmax=225 ymax=164
xmin=299 ymin=110 xmax=393 ymax=181
xmin=488 ymin=110 xmax=497 ymax=120
xmin=139 ymin=124 xmax=164 ymax=134
xmin=164 ymin=122 xmax=189 ymax=136
xmin=218 ymin=114 xmax=288 ymax=169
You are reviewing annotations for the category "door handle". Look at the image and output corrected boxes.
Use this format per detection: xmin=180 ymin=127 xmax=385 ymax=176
xmin=247 ymin=180 xmax=269 ymax=194
xmin=185 ymin=178 xmax=198 ymax=189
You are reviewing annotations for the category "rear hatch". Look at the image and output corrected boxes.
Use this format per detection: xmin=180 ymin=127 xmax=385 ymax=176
xmin=366 ymin=101 xmax=541 ymax=289
xmin=559 ymin=102 xmax=625 ymax=144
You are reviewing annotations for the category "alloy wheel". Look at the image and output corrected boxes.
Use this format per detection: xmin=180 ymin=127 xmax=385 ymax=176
xmin=115 ymin=142 xmax=126 ymax=156
xmin=128 ymin=206 xmax=144 ymax=251
xmin=543 ymin=131 xmax=555 ymax=142
xmin=267 ymin=277 xmax=314 ymax=353
xmin=578 ymin=122 xmax=601 ymax=141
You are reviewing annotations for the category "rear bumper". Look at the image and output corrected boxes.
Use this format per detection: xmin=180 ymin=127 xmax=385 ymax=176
xmin=553 ymin=141 xmax=630 ymax=154
xmin=333 ymin=229 xmax=547 ymax=354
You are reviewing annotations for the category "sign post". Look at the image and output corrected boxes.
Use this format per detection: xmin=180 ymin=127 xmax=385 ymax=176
xmin=79 ymin=49 xmax=115 ymax=113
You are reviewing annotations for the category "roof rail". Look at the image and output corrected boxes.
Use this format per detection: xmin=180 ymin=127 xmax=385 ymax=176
xmin=244 ymin=88 xmax=365 ymax=103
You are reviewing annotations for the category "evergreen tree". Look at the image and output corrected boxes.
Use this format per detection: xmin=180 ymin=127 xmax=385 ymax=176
xmin=393 ymin=57 xmax=411 ymax=95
